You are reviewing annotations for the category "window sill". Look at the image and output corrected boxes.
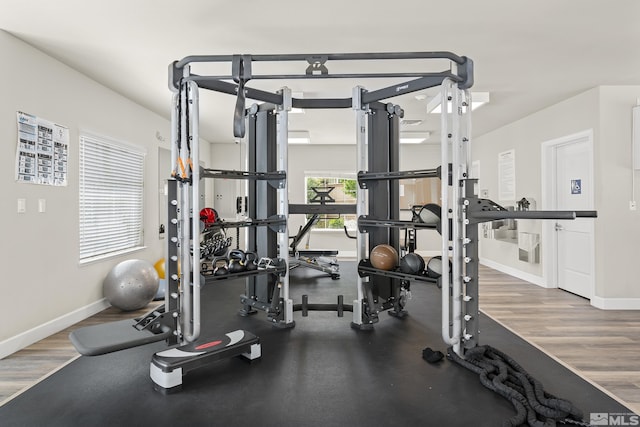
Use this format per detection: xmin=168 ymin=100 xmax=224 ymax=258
xmin=79 ymin=246 xmax=148 ymax=266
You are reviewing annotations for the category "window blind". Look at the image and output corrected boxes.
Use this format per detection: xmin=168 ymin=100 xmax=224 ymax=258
xmin=79 ymin=133 xmax=145 ymax=261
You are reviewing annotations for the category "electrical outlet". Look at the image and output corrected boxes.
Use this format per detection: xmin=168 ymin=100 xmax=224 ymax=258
xmin=630 ymin=201 xmax=637 ymax=211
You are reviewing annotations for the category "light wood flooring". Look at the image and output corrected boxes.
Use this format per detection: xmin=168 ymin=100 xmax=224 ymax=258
xmin=1 ymin=265 xmax=639 ymax=414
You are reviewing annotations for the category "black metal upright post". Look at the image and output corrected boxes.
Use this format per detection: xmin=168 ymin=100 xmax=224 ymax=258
xmin=366 ymin=103 xmax=401 ymax=312
xmin=243 ymin=109 xmax=278 ymax=310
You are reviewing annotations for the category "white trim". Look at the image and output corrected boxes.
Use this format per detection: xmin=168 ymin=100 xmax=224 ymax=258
xmin=479 ymin=258 xmax=547 ymax=287
xmin=78 ymin=245 xmax=147 ymax=266
xmin=0 ymin=299 xmax=110 ymax=360
xmin=591 ymin=296 xmax=640 ymax=310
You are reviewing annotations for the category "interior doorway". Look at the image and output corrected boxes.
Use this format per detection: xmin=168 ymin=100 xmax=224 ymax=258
xmin=541 ymin=130 xmax=595 ymax=299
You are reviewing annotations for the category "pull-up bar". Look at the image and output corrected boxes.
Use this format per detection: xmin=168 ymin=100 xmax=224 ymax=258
xmin=170 ymin=51 xmax=474 ymax=96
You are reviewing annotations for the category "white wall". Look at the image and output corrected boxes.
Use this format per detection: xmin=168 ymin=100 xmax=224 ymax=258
xmin=0 ymin=31 xmax=210 ymax=356
xmin=595 ymin=86 xmax=640 ymax=300
xmin=473 ymin=88 xmax=600 ymax=281
xmin=473 ymin=85 xmax=640 ymax=302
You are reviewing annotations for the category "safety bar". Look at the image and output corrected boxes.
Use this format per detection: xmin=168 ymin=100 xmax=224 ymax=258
xmin=468 ymin=210 xmax=597 ymax=221
xmin=357 ymin=168 xmax=440 ymax=186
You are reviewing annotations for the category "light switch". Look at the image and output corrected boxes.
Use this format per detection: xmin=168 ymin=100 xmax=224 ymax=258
xmin=17 ymin=198 xmax=26 ymax=213
xmin=38 ymin=199 xmax=46 ymax=213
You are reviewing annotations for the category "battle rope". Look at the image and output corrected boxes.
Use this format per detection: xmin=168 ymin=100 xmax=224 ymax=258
xmin=447 ymin=345 xmax=585 ymax=427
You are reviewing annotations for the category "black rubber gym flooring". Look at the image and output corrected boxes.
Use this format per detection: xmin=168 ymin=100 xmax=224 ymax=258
xmin=0 ymin=262 xmax=630 ymax=426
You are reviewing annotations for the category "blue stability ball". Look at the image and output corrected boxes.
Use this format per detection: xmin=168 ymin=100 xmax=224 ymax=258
xmin=103 ymin=259 xmax=159 ymax=311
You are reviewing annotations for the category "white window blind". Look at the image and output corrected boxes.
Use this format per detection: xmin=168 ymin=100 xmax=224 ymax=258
xmin=79 ymin=133 xmax=145 ymax=262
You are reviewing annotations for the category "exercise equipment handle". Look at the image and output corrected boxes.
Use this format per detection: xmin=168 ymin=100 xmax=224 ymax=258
xmin=343 ymin=226 xmax=356 ymax=240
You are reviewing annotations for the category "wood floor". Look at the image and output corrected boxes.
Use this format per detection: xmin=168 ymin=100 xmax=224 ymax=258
xmin=1 ymin=265 xmax=639 ymax=415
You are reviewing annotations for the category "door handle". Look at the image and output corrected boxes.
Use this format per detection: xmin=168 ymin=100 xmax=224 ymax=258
xmin=554 ymin=223 xmax=564 ymax=231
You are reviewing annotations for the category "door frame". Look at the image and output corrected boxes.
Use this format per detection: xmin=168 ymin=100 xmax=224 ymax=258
xmin=540 ymin=129 xmax=595 ymax=296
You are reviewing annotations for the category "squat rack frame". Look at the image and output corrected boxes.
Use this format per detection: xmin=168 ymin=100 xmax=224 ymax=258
xmin=167 ymin=51 xmax=595 ymax=360
xmin=167 ymin=51 xmax=478 ymax=353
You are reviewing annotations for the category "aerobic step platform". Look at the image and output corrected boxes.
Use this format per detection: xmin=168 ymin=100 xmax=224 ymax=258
xmin=150 ymin=329 xmax=261 ymax=393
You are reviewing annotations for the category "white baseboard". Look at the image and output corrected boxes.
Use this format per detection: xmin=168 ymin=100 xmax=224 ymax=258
xmin=479 ymin=258 xmax=546 ymax=287
xmin=591 ymin=296 xmax=640 ymax=310
xmin=0 ymin=298 xmax=110 ymax=360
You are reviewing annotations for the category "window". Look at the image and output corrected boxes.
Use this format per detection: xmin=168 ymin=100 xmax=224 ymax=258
xmin=305 ymin=175 xmax=357 ymax=230
xmin=79 ymin=133 xmax=145 ymax=262
xmin=398 ymin=177 xmax=442 ymax=211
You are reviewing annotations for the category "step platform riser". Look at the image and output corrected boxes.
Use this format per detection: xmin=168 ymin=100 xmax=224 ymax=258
xmin=150 ymin=329 xmax=260 ymax=393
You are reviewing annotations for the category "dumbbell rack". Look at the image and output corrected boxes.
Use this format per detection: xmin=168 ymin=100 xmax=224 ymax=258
xmin=197 ymin=216 xmax=287 ymax=278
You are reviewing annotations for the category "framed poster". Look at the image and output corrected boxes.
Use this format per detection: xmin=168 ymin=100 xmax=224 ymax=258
xmin=498 ymin=149 xmax=515 ymax=201
xmin=16 ymin=111 xmax=68 ymax=186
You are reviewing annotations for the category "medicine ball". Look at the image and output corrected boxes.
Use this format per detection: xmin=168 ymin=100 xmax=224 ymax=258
xmin=369 ymin=244 xmax=398 ymax=271
xmin=200 ymin=207 xmax=219 ymax=227
xmin=399 ymin=252 xmax=426 ymax=275
xmin=425 ymin=256 xmax=452 ymax=279
xmin=417 ymin=203 xmax=441 ymax=225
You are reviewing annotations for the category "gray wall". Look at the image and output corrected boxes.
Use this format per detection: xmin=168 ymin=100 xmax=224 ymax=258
xmin=473 ymin=86 xmax=640 ymax=301
xmin=0 ymin=31 xmax=211 ymax=351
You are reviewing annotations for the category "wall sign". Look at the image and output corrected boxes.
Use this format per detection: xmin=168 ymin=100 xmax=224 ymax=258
xmin=571 ymin=179 xmax=582 ymax=195
xmin=15 ymin=111 xmax=68 ymax=186
xmin=498 ymin=149 xmax=516 ymax=201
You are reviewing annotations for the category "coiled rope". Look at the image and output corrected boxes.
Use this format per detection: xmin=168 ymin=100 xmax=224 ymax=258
xmin=447 ymin=345 xmax=586 ymax=427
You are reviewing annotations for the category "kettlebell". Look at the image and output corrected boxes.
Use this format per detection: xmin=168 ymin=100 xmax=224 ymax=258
xmin=213 ymin=257 xmax=229 ymax=276
xmin=244 ymin=251 xmax=258 ymax=271
xmin=228 ymin=249 xmax=246 ymax=273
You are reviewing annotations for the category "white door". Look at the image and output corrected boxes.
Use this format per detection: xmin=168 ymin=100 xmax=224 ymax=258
xmin=553 ymin=136 xmax=595 ymax=298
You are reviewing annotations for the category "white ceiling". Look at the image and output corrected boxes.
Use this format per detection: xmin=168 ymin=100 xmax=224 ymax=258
xmin=2 ymin=0 xmax=640 ymax=145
